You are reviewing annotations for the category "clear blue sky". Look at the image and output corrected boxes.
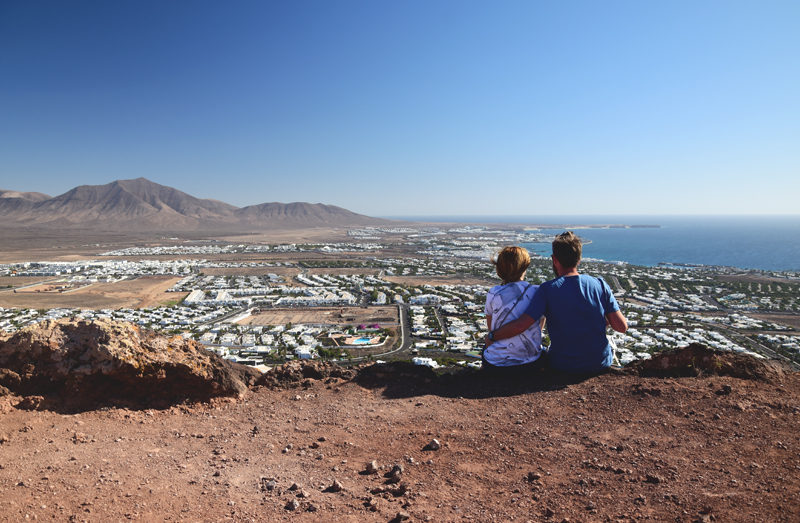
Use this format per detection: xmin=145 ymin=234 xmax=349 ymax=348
xmin=1 ymin=1 xmax=798 ymax=216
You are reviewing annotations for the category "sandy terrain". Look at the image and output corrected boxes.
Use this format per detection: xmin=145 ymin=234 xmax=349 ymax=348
xmin=717 ymin=274 xmax=795 ymax=285
xmin=0 ymin=366 xmax=797 ymax=522
xmin=0 ymin=277 xmax=56 ymax=289
xmin=0 ymin=251 xmax=109 ymax=264
xmin=385 ymin=275 xmax=491 ymax=287
xmin=0 ymin=228 xmax=374 ymax=264
xmin=307 ymin=268 xmax=382 ymax=277
xmin=749 ymin=313 xmax=800 ymax=330
xmin=242 ymin=307 xmax=399 ymax=327
xmin=0 ymin=276 xmax=184 ymax=310
xmin=218 ymin=229 xmax=354 ymax=244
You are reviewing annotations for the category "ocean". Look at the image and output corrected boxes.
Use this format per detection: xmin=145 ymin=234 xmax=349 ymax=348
xmin=381 ymin=215 xmax=800 ymax=272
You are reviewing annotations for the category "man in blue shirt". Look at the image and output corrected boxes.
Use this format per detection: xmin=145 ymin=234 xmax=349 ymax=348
xmin=486 ymin=231 xmax=628 ymax=373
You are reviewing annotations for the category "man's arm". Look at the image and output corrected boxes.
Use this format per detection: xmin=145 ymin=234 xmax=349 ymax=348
xmin=606 ymin=310 xmax=628 ymax=333
xmin=485 ymin=313 xmax=537 ymax=347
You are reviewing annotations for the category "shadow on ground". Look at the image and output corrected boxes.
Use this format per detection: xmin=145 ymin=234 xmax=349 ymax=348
xmin=353 ymin=343 xmax=793 ymax=400
xmin=355 ymin=361 xmax=606 ymax=400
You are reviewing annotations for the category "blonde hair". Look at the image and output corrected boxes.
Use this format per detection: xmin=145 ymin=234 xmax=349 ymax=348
xmin=491 ymin=246 xmax=531 ymax=284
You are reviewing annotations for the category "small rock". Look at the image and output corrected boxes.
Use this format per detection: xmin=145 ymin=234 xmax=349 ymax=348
xmin=306 ymin=503 xmax=318 ymax=512
xmin=285 ymin=499 xmax=300 ymax=511
xmin=526 ymin=472 xmax=541 ymax=482
xmin=646 ymin=474 xmax=664 ymax=484
xmin=365 ymin=460 xmax=379 ymax=474
xmin=318 ymin=436 xmax=327 ymax=442
xmin=713 ymin=413 xmax=721 ymax=420
xmin=298 ymin=489 xmax=310 ymax=498
xmin=310 ymin=441 xmax=320 ymax=449
xmin=289 ymin=482 xmax=300 ymax=491
xmin=389 ymin=483 xmax=410 ymax=496
xmin=715 ymin=385 xmax=732 ymax=395
xmin=426 ymin=438 xmax=441 ymax=451
xmin=586 ymin=502 xmax=596 ymax=510
xmin=329 ymin=479 xmax=344 ymax=492
xmin=389 ymin=469 xmax=403 ymax=484
xmin=545 ymin=507 xmax=555 ymax=517
xmin=395 ymin=511 xmax=411 ymax=521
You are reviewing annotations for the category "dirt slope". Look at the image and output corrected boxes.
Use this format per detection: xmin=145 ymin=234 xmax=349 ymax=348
xmin=0 ymin=355 xmax=798 ymax=522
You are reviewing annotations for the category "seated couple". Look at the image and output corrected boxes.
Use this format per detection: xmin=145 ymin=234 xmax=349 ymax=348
xmin=483 ymin=232 xmax=628 ymax=375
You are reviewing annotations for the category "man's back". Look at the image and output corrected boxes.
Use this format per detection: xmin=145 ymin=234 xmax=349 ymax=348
xmin=524 ymin=274 xmax=619 ymax=373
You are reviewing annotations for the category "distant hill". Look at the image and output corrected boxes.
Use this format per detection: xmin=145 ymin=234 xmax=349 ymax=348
xmin=0 ymin=178 xmax=396 ymax=231
xmin=0 ymin=189 xmax=53 ymax=215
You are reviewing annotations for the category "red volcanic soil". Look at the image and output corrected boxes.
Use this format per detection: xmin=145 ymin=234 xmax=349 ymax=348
xmin=0 ymin=360 xmax=798 ymax=522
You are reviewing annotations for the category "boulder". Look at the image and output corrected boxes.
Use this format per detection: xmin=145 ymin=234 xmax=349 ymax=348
xmin=255 ymin=360 xmax=356 ymax=389
xmin=630 ymin=343 xmax=790 ymax=383
xmin=0 ymin=319 xmax=260 ymax=407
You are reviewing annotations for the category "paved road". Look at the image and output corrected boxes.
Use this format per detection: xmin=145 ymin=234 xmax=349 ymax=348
xmin=608 ymin=275 xmax=624 ymax=293
xmin=198 ymin=306 xmax=249 ymax=327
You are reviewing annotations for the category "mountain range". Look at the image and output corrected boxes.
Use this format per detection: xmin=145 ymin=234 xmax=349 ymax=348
xmin=0 ymin=178 xmax=396 ymax=231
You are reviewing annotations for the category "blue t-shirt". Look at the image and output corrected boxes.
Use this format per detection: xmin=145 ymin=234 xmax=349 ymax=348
xmin=523 ymin=274 xmax=620 ymax=373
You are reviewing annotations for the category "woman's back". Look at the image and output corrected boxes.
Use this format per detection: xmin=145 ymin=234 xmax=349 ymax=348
xmin=484 ymin=281 xmax=541 ymax=366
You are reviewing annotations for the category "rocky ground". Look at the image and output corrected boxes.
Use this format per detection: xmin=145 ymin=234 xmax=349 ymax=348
xmin=0 ymin=323 xmax=798 ymax=523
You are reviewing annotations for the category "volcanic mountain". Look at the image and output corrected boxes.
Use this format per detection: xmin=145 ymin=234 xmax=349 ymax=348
xmin=0 ymin=178 xmax=395 ymax=231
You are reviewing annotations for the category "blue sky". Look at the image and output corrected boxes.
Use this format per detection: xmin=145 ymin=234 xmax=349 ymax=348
xmin=1 ymin=1 xmax=798 ymax=216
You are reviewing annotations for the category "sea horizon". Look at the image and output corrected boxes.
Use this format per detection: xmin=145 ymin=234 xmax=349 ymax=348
xmin=379 ymin=215 xmax=800 ymax=273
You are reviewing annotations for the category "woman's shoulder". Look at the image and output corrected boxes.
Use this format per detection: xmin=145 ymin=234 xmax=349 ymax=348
xmin=488 ymin=283 xmax=506 ymax=294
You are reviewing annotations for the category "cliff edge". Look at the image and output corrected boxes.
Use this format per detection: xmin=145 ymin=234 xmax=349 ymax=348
xmin=0 ymin=321 xmax=797 ymax=522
